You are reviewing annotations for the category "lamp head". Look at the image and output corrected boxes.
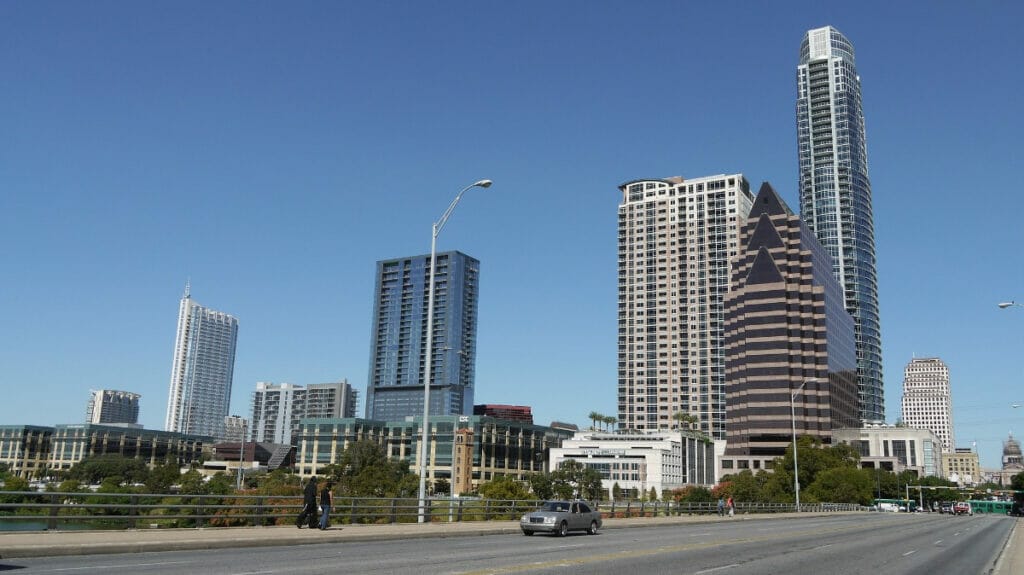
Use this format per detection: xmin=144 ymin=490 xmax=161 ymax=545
xmin=473 ymin=179 xmax=493 ymax=189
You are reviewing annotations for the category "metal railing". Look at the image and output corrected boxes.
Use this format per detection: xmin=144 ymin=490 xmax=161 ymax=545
xmin=0 ymin=492 xmax=864 ymax=531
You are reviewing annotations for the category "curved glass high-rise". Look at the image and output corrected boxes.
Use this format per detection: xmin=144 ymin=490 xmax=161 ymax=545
xmin=797 ymin=26 xmax=883 ymax=422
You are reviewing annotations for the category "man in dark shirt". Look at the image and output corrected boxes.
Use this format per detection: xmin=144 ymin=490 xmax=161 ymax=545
xmin=296 ymin=476 xmax=318 ymax=528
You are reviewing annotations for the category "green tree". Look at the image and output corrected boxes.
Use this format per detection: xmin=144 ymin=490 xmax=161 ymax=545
xmin=67 ymin=455 xmax=150 ymax=486
xmin=145 ymin=462 xmax=182 ymax=494
xmin=0 ymin=475 xmax=32 ymax=504
xmin=612 ymin=482 xmax=622 ymax=501
xmin=433 ymin=478 xmax=450 ymax=496
xmin=326 ymin=440 xmax=418 ymax=498
xmin=528 ymin=472 xmax=556 ymax=500
xmin=478 ymin=475 xmax=532 ymax=500
xmin=603 ymin=415 xmax=617 ymax=432
xmin=552 ymin=459 xmax=604 ymax=501
xmin=806 ymin=467 xmax=874 ymax=505
xmin=588 ymin=411 xmax=602 ymax=431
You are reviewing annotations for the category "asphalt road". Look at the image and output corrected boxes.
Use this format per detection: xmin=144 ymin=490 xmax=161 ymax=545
xmin=1 ymin=514 xmax=1015 ymax=575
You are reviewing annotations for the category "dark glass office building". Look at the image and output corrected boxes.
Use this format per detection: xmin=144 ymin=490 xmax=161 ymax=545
xmin=723 ymin=183 xmax=858 ymax=462
xmin=365 ymin=251 xmax=479 ymax=420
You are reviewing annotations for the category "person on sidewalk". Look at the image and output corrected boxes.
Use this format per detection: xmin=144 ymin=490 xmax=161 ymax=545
xmin=319 ymin=481 xmax=334 ymax=530
xmin=296 ymin=476 xmax=318 ymax=528
xmin=727 ymin=496 xmax=735 ymax=517
xmin=717 ymin=497 xmax=725 ymax=517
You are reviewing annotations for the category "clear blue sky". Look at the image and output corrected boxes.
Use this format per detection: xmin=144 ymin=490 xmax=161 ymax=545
xmin=2 ymin=2 xmax=1021 ymax=470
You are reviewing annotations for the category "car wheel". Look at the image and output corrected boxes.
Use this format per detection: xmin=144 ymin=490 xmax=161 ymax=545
xmin=522 ymin=530 xmax=534 ymax=536
xmin=558 ymin=521 xmax=568 ymax=537
xmin=588 ymin=520 xmax=599 ymax=535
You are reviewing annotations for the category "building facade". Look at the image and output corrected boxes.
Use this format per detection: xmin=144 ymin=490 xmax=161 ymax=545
xmin=365 ymin=252 xmax=480 ymax=421
xmin=473 ymin=404 xmax=533 ymax=424
xmin=797 ymin=26 xmax=884 ymax=423
xmin=48 ymin=424 xmax=211 ymax=475
xmin=251 ymin=380 xmax=358 ymax=445
xmin=0 ymin=426 xmax=54 ymax=479
xmin=722 ymin=182 xmax=858 ymax=471
xmin=941 ymin=447 xmax=980 ymax=487
xmin=986 ymin=434 xmax=1024 ymax=487
xmin=616 ymin=174 xmax=755 ymax=439
xmin=900 ymin=358 xmax=955 ymax=453
xmin=165 ymin=284 xmax=239 ymax=440
xmin=86 ymin=389 xmax=141 ymax=425
xmin=294 ymin=416 xmax=572 ymax=492
xmin=551 ymin=430 xmax=717 ymax=499
xmin=833 ymin=424 xmax=940 ymax=477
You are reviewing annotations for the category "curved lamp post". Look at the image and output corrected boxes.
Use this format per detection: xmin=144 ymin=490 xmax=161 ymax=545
xmin=417 ymin=179 xmax=492 ymax=524
xmin=791 ymin=379 xmax=815 ymax=512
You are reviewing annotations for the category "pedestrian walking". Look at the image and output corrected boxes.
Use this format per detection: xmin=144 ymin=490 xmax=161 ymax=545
xmin=319 ymin=481 xmax=334 ymax=530
xmin=296 ymin=476 xmax=318 ymax=528
xmin=717 ymin=497 xmax=725 ymax=516
xmin=727 ymin=496 xmax=735 ymax=517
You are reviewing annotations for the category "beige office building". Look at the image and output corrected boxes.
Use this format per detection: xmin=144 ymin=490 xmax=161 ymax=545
xmin=616 ymin=174 xmax=754 ymax=439
xmin=900 ymin=357 xmax=955 ymax=454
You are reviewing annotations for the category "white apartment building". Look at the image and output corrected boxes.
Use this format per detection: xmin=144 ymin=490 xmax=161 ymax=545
xmin=901 ymin=358 xmax=955 ymax=453
xmin=86 ymin=389 xmax=141 ymax=426
xmin=616 ymin=174 xmax=754 ymax=439
xmin=251 ymin=380 xmax=357 ymax=445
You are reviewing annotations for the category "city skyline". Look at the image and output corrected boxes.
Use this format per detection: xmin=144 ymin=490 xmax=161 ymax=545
xmin=2 ymin=3 xmax=1021 ymax=469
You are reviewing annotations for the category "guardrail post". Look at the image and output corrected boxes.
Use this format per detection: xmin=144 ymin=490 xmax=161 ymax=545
xmin=255 ymin=496 xmax=264 ymax=527
xmin=48 ymin=493 xmax=59 ymax=530
xmin=457 ymin=499 xmax=464 ymax=522
xmin=626 ymin=501 xmax=632 ymax=518
xmin=350 ymin=498 xmax=357 ymax=524
xmin=483 ymin=499 xmax=491 ymax=521
xmin=390 ymin=499 xmax=398 ymax=524
xmin=128 ymin=495 xmax=138 ymax=529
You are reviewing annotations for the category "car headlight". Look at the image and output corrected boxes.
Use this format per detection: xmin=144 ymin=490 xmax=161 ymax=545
xmin=520 ymin=515 xmax=528 ymax=523
xmin=543 ymin=516 xmax=556 ymax=524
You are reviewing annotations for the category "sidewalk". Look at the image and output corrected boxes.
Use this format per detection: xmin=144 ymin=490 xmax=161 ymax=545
xmin=0 ymin=512 xmax=794 ymax=559
xmin=993 ymin=518 xmax=1023 ymax=575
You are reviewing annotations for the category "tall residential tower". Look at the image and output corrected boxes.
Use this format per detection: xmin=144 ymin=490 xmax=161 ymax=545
xmin=797 ymin=26 xmax=883 ymax=422
xmin=165 ymin=284 xmax=239 ymax=439
xmin=616 ymin=175 xmax=754 ymax=438
xmin=365 ymin=252 xmax=479 ymax=420
xmin=901 ymin=357 xmax=955 ymax=454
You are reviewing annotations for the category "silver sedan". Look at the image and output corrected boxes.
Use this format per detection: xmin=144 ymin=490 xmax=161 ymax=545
xmin=520 ymin=500 xmax=602 ymax=536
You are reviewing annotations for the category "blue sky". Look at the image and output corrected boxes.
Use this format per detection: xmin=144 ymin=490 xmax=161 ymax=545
xmin=2 ymin=1 xmax=1021 ymax=469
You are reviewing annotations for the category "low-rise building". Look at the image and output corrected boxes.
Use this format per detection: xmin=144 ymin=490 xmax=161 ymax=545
xmin=549 ymin=430 xmax=716 ymax=500
xmin=942 ymin=447 xmax=981 ymax=487
xmin=294 ymin=416 xmax=572 ymax=493
xmin=833 ymin=424 xmax=941 ymax=477
xmin=48 ymin=424 xmax=212 ymax=476
xmin=0 ymin=425 xmax=54 ymax=479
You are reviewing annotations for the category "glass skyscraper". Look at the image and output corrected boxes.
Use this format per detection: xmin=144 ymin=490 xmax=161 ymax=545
xmin=165 ymin=283 xmax=239 ymax=439
xmin=365 ymin=251 xmax=479 ymax=421
xmin=797 ymin=26 xmax=883 ymax=423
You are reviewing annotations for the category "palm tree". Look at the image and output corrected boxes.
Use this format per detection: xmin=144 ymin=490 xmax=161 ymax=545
xmin=588 ymin=411 xmax=602 ymax=431
xmin=673 ymin=411 xmax=699 ymax=432
xmin=603 ymin=415 xmax=617 ymax=433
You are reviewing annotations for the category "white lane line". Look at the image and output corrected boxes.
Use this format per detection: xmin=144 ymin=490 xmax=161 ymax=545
xmin=934 ymin=540 xmax=943 ymax=545
xmin=695 ymin=564 xmax=740 ymax=575
xmin=903 ymin=550 xmax=917 ymax=557
xmin=48 ymin=562 xmax=191 ymax=572
xmin=812 ymin=544 xmax=834 ymax=551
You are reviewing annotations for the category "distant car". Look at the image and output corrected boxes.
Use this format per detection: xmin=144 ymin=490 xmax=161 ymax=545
xmin=953 ymin=502 xmax=973 ymax=516
xmin=520 ymin=500 xmax=602 ymax=536
xmin=939 ymin=501 xmax=954 ymax=514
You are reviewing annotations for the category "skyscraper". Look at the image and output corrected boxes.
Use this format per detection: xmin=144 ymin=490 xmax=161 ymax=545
xmin=722 ymin=182 xmax=858 ymax=468
xmin=365 ymin=252 xmax=479 ymax=421
xmin=797 ymin=26 xmax=883 ymax=422
xmin=86 ymin=389 xmax=141 ymax=426
xmin=901 ymin=357 xmax=955 ymax=454
xmin=616 ymin=175 xmax=754 ymax=438
xmin=165 ymin=283 xmax=239 ymax=439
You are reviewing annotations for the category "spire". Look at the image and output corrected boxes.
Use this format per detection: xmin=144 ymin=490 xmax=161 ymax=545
xmin=184 ymin=278 xmax=191 ymax=299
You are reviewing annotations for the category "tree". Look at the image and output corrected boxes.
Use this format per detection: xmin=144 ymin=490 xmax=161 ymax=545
xmin=326 ymin=440 xmax=418 ymax=498
xmin=603 ymin=415 xmax=617 ymax=432
xmin=478 ymin=475 xmax=531 ymax=501
xmin=529 ymin=473 xmax=556 ymax=500
xmin=588 ymin=411 xmax=602 ymax=431
xmin=67 ymin=455 xmax=149 ymax=486
xmin=612 ymin=482 xmax=622 ymax=501
xmin=433 ymin=478 xmax=450 ymax=496
xmin=552 ymin=459 xmax=604 ymax=501
xmin=647 ymin=487 xmax=658 ymax=501
xmin=146 ymin=462 xmax=182 ymax=494
xmin=806 ymin=467 xmax=874 ymax=505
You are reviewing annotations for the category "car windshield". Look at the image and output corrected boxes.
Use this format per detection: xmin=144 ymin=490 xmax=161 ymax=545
xmin=541 ymin=502 xmax=569 ymax=512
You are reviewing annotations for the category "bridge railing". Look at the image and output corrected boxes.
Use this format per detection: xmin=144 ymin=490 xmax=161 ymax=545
xmin=0 ymin=492 xmax=863 ymax=531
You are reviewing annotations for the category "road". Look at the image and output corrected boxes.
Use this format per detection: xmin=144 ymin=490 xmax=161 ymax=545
xmin=1 ymin=514 xmax=1015 ymax=575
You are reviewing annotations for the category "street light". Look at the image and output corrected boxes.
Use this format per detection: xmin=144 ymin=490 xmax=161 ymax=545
xmin=791 ymin=378 xmax=815 ymax=512
xmin=417 ymin=179 xmax=492 ymax=524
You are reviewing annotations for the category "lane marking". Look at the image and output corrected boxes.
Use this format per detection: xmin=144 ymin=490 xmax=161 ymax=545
xmin=902 ymin=550 xmax=917 ymax=557
xmin=695 ymin=564 xmax=740 ymax=574
xmin=934 ymin=540 xmax=943 ymax=545
xmin=47 ymin=562 xmax=191 ymax=572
